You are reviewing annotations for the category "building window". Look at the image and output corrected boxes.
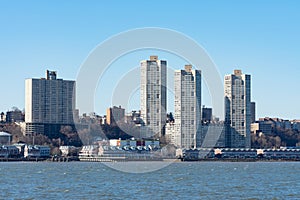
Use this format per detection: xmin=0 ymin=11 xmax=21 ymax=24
xmin=191 ymin=92 xmax=194 ymax=96
xmin=241 ymin=95 xmax=244 ymax=99
xmin=232 ymin=122 xmax=235 ymax=126
xmin=182 ymin=91 xmax=185 ymax=96
xmin=232 ymin=95 xmax=235 ymax=99
xmin=191 ymin=120 xmax=194 ymax=125
xmin=191 ymin=107 xmax=194 ymax=111
xmin=232 ymin=109 xmax=235 ymax=114
xmin=241 ymin=122 xmax=244 ymax=127
xmin=182 ymin=107 xmax=185 ymax=111
xmin=241 ymin=109 xmax=244 ymax=114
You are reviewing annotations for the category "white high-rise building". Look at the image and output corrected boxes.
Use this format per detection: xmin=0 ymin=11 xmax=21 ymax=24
xmin=140 ymin=56 xmax=167 ymax=138
xmin=174 ymin=65 xmax=201 ymax=149
xmin=25 ymin=70 xmax=76 ymax=136
xmin=224 ymin=69 xmax=251 ymax=148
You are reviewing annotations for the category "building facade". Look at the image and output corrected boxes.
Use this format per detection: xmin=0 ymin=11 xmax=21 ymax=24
xmin=201 ymin=123 xmax=225 ymax=148
xmin=202 ymin=106 xmax=212 ymax=124
xmin=0 ymin=132 xmax=11 ymax=145
xmin=224 ymin=70 xmax=251 ymax=148
xmin=25 ymin=70 xmax=76 ymax=136
xmin=251 ymin=102 xmax=256 ymax=123
xmin=174 ymin=65 xmax=201 ymax=149
xmin=6 ymin=109 xmax=24 ymax=123
xmin=0 ymin=112 xmax=5 ymax=122
xmin=106 ymin=106 xmax=125 ymax=125
xmin=140 ymin=56 xmax=167 ymax=138
xmin=292 ymin=120 xmax=300 ymax=131
xmin=165 ymin=122 xmax=176 ymax=145
xmin=125 ymin=110 xmax=142 ymax=125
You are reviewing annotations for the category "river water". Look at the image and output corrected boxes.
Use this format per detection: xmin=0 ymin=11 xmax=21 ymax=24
xmin=0 ymin=161 xmax=299 ymax=199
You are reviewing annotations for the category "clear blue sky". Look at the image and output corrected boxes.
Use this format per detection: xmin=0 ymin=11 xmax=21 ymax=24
xmin=0 ymin=0 xmax=299 ymax=119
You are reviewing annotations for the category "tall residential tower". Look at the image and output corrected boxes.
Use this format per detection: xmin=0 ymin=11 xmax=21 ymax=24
xmin=140 ymin=56 xmax=167 ymax=138
xmin=224 ymin=70 xmax=251 ymax=148
xmin=25 ymin=70 xmax=76 ymax=136
xmin=174 ymin=65 xmax=201 ymax=149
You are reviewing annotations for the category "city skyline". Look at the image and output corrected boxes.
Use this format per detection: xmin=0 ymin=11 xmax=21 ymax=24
xmin=0 ymin=1 xmax=299 ymax=119
xmin=1 ymin=2 xmax=300 ymax=198
xmin=1 ymin=55 xmax=299 ymax=122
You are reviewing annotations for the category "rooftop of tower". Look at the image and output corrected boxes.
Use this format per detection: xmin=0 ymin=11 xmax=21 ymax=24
xmin=149 ymin=55 xmax=158 ymax=61
xmin=234 ymin=69 xmax=242 ymax=76
xmin=184 ymin=64 xmax=192 ymax=72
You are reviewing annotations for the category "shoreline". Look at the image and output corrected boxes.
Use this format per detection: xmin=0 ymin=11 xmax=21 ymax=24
xmin=2 ymin=157 xmax=300 ymax=163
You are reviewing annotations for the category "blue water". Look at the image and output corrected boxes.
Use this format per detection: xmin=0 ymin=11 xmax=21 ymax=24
xmin=0 ymin=162 xmax=299 ymax=200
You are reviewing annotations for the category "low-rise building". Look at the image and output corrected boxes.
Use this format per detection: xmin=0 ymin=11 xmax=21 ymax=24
xmin=220 ymin=148 xmax=257 ymax=159
xmin=6 ymin=110 xmax=24 ymax=123
xmin=106 ymin=106 xmax=125 ymax=125
xmin=13 ymin=143 xmax=26 ymax=157
xmin=0 ymin=145 xmax=19 ymax=158
xmin=59 ymin=146 xmax=76 ymax=156
xmin=251 ymin=123 xmax=260 ymax=134
xmin=125 ymin=110 xmax=142 ymax=125
xmin=263 ymin=148 xmax=300 ymax=159
xmin=177 ymin=148 xmax=300 ymax=160
xmin=78 ymin=145 xmax=99 ymax=157
xmin=165 ymin=122 xmax=176 ymax=145
xmin=0 ymin=132 xmax=12 ymax=145
xmin=109 ymin=138 xmax=159 ymax=149
xmin=202 ymin=106 xmax=212 ymax=124
xmin=0 ymin=112 xmax=6 ymax=122
xmin=258 ymin=121 xmax=273 ymax=135
xmin=252 ymin=120 xmax=273 ymax=135
xmin=291 ymin=120 xmax=300 ymax=131
xmin=258 ymin=117 xmax=294 ymax=130
xmin=24 ymin=145 xmax=50 ymax=158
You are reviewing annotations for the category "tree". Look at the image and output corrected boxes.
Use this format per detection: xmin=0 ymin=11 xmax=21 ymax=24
xmin=51 ymin=147 xmax=62 ymax=156
xmin=60 ymin=125 xmax=82 ymax=147
xmin=252 ymin=126 xmax=300 ymax=148
xmin=275 ymin=136 xmax=281 ymax=148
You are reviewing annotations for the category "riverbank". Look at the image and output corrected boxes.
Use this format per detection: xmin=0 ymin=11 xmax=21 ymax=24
xmin=2 ymin=157 xmax=300 ymax=162
xmin=180 ymin=158 xmax=300 ymax=162
xmin=0 ymin=156 xmax=79 ymax=162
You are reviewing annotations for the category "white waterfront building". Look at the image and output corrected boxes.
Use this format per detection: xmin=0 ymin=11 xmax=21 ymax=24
xmin=140 ymin=56 xmax=167 ymax=138
xmin=24 ymin=145 xmax=50 ymax=158
xmin=224 ymin=70 xmax=251 ymax=148
xmin=174 ymin=65 xmax=202 ymax=149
